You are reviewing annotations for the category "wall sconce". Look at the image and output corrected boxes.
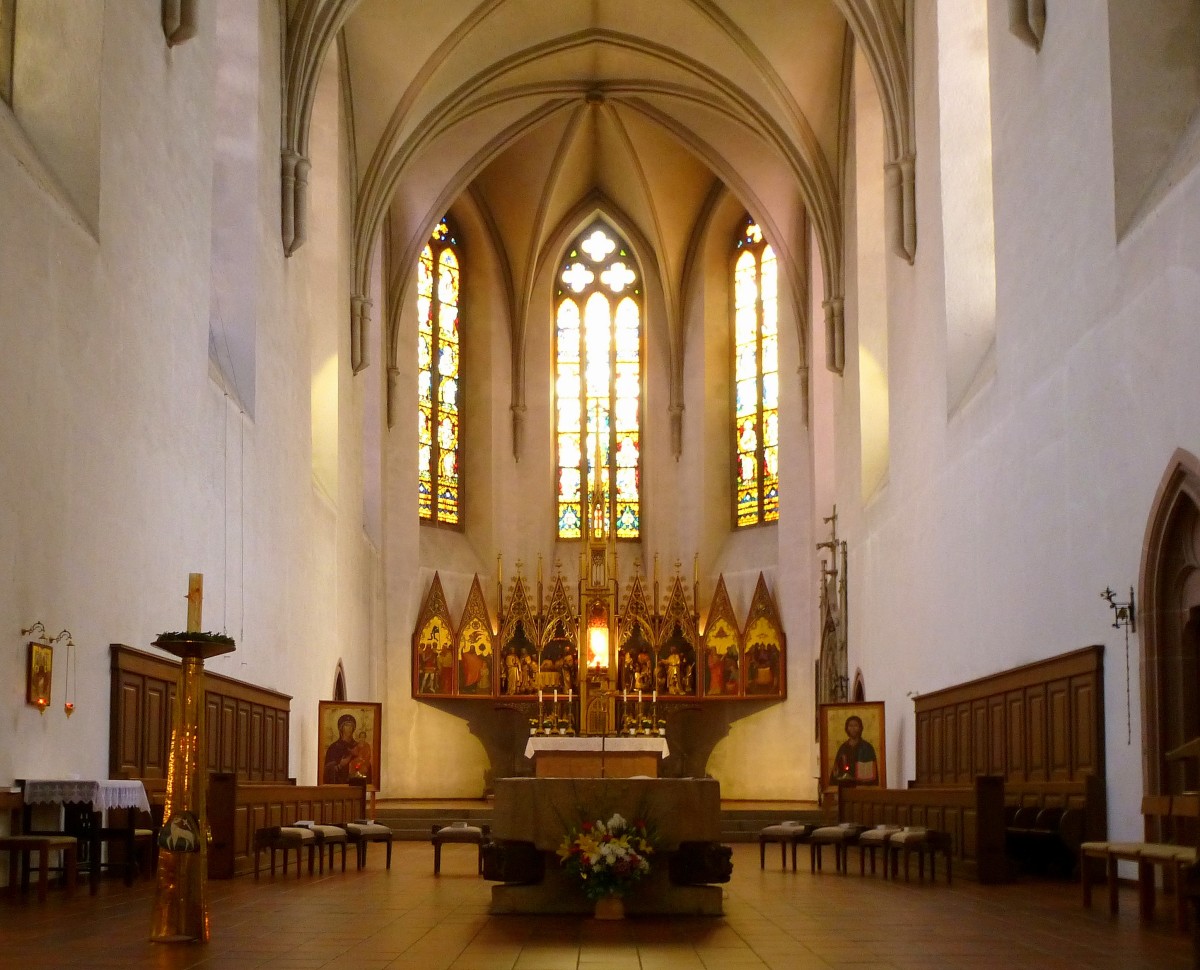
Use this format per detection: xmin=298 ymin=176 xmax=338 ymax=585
xmin=51 ymin=629 xmax=76 ymax=717
xmin=1101 ymin=587 xmax=1136 ymax=632
xmin=1101 ymin=587 xmax=1136 ymax=746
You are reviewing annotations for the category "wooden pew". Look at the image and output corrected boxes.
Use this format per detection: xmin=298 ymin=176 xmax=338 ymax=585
xmin=208 ymin=775 xmax=366 ymax=878
xmin=838 ymin=776 xmax=1008 ymax=882
xmin=133 ymin=776 xmax=365 ymax=879
xmin=1004 ymin=776 xmax=1107 ymax=876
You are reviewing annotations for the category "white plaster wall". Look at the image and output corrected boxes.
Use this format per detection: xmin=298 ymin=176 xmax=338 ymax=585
xmin=0 ymin=2 xmax=379 ymax=786
xmin=834 ymin=2 xmax=1192 ymax=838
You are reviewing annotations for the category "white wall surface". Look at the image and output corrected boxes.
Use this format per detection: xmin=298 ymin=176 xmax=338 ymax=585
xmin=0 ymin=1 xmax=380 ymax=787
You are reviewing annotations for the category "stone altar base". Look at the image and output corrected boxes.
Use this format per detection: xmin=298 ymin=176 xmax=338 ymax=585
xmin=489 ymin=859 xmax=723 ymax=916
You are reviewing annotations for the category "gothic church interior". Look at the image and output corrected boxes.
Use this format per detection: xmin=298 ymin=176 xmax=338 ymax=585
xmin=3 ymin=0 xmax=1200 ymax=871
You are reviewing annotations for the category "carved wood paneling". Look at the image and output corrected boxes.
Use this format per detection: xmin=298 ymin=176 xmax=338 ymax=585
xmin=109 ymin=644 xmax=292 ymax=783
xmin=913 ymin=646 xmax=1104 ymax=787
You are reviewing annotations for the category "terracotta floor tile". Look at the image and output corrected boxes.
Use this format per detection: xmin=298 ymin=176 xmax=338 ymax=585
xmin=0 ymin=843 xmax=1194 ymax=969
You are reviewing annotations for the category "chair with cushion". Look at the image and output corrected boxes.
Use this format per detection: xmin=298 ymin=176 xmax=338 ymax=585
xmin=432 ymin=822 xmax=491 ymax=874
xmin=758 ymin=821 xmax=812 ymax=870
xmin=343 ymin=820 xmax=394 ymax=870
xmin=253 ymin=825 xmax=318 ymax=877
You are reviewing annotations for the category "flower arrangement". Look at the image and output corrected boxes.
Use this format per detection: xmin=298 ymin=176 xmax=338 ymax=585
xmin=556 ymin=812 xmax=656 ymax=900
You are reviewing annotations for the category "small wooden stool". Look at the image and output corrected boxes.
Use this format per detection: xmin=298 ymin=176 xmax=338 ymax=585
xmin=887 ymin=828 xmax=953 ymax=882
xmin=809 ymin=824 xmax=865 ymax=874
xmin=343 ymin=821 xmax=393 ymax=869
xmin=0 ymin=835 xmax=78 ymax=902
xmin=309 ymin=824 xmax=350 ymax=873
xmin=758 ymin=822 xmax=811 ymax=870
xmin=856 ymin=825 xmax=902 ymax=876
xmin=253 ymin=826 xmax=317 ymax=877
xmin=431 ymin=822 xmax=490 ymax=874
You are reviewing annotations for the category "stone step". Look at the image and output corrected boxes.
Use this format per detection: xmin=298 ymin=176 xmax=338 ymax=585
xmin=367 ymin=803 xmax=823 ymax=842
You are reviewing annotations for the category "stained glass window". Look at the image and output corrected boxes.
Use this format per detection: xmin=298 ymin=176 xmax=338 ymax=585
xmin=418 ymin=216 xmax=460 ymax=525
xmin=734 ymin=217 xmax=779 ymax=527
xmin=556 ymin=222 xmax=641 ymax=539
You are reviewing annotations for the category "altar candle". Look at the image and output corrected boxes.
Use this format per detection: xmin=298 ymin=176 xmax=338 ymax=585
xmin=623 ymin=690 xmax=628 ymax=703
xmin=653 ymin=690 xmax=657 ymax=703
xmin=638 ymin=690 xmax=642 ymax=704
xmin=554 ymin=689 xmax=558 ymax=703
xmin=568 ymin=689 xmax=573 ymax=703
xmin=538 ymin=689 xmax=543 ymax=703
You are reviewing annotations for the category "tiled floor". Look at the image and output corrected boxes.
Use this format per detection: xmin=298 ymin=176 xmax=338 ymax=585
xmin=0 ymin=843 xmax=1191 ymax=969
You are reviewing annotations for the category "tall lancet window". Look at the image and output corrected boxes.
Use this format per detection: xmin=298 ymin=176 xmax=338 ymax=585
xmin=733 ymin=217 xmax=779 ymax=527
xmin=555 ymin=222 xmax=642 ymax=540
xmin=417 ymin=216 xmax=461 ymax=525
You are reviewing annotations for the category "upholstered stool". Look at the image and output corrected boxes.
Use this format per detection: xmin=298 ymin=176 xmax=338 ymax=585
xmin=431 ymin=822 xmax=491 ymax=874
xmin=253 ymin=826 xmax=317 ymax=877
xmin=887 ymin=828 xmax=953 ymax=882
xmin=809 ymin=824 xmax=865 ymax=874
xmin=309 ymin=824 xmax=350 ymax=873
xmin=0 ymin=835 xmax=78 ymax=902
xmin=856 ymin=825 xmax=902 ymax=876
xmin=758 ymin=821 xmax=812 ymax=870
xmin=343 ymin=820 xmax=394 ymax=870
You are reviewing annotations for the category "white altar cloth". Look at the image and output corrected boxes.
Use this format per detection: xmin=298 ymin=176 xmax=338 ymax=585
xmin=523 ymin=735 xmax=669 ymax=760
xmin=24 ymin=778 xmax=151 ymax=813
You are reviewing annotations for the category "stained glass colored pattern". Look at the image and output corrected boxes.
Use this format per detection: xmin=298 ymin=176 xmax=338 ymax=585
xmin=418 ymin=217 xmax=461 ymax=525
xmin=733 ymin=219 xmax=779 ymax=527
xmin=556 ymin=222 xmax=641 ymax=540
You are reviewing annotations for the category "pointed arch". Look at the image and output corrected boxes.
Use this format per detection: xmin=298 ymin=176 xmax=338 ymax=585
xmin=835 ymin=0 xmax=917 ymax=263
xmin=1140 ymin=448 xmax=1200 ymax=794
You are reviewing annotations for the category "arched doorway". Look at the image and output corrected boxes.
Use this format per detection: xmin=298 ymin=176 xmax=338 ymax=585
xmin=1141 ymin=449 xmax=1200 ymax=794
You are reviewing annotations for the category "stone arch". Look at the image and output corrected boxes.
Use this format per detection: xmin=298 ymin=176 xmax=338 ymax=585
xmin=333 ymin=661 xmax=347 ymax=701
xmin=835 ymin=0 xmax=917 ymax=264
xmin=1140 ymin=448 xmax=1200 ymax=794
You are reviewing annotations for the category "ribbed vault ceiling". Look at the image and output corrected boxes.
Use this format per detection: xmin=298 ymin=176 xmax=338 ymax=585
xmin=337 ymin=0 xmax=850 ymax=338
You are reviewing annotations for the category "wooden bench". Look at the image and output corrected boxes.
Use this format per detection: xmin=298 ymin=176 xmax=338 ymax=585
xmin=1004 ymin=776 xmax=1106 ymax=877
xmin=1081 ymin=794 xmax=1199 ymax=930
xmin=0 ymin=835 xmax=78 ymax=901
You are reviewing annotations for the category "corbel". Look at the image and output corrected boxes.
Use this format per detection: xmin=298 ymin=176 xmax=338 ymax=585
xmin=162 ymin=0 xmax=198 ymax=47
xmin=1008 ymin=0 xmax=1046 ymax=52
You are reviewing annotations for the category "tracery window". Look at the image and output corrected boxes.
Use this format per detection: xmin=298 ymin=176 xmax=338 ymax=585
xmin=417 ymin=216 xmax=461 ymax=525
xmin=733 ymin=217 xmax=779 ymax=527
xmin=555 ymin=222 xmax=641 ymax=540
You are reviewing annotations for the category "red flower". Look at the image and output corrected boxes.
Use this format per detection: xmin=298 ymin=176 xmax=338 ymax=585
xmin=582 ymin=821 xmax=593 ymax=832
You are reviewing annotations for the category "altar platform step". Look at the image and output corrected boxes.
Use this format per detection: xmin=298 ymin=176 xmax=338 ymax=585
xmin=718 ymin=802 xmax=823 ymax=842
xmin=369 ymin=797 xmax=822 ymax=842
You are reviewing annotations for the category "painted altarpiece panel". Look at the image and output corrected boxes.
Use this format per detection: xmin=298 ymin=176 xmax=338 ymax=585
xmin=701 ymin=576 xmax=741 ymax=698
xmin=456 ymin=576 xmax=496 ymax=696
xmin=413 ymin=572 xmax=456 ymax=696
xmin=743 ymin=573 xmax=785 ymax=697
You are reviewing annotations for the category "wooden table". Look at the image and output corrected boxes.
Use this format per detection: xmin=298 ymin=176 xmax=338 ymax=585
xmin=22 ymin=779 xmax=150 ymax=893
xmin=523 ymin=736 xmax=669 ymax=778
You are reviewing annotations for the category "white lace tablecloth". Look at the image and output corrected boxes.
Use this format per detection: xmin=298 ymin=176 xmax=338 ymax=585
xmin=23 ymin=779 xmax=151 ymax=813
xmin=523 ymin=736 xmax=670 ymax=759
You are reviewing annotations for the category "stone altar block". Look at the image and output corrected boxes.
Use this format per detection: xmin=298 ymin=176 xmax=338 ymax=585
xmin=487 ymin=776 xmax=726 ymax=916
